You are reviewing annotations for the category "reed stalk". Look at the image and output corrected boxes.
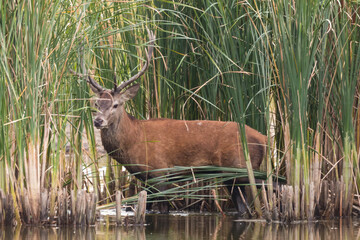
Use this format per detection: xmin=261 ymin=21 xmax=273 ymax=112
xmin=0 ymin=0 xmax=359 ymax=223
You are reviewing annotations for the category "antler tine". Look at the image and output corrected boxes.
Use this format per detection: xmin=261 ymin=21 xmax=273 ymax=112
xmin=116 ymin=28 xmax=155 ymax=93
xmin=69 ymin=69 xmax=105 ymax=93
xmin=87 ymin=75 xmax=105 ymax=92
xmin=114 ymin=67 xmax=117 ymax=92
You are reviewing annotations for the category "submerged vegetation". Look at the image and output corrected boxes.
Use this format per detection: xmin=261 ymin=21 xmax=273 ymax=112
xmin=0 ymin=0 xmax=359 ymax=224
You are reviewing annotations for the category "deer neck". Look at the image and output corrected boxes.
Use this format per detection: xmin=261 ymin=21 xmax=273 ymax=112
xmin=100 ymin=107 xmax=140 ymax=162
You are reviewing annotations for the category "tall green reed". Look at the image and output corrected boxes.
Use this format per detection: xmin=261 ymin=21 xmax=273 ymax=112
xmin=0 ymin=0 xmax=101 ymax=224
xmin=269 ymin=0 xmax=322 ymax=219
xmin=327 ymin=2 xmax=360 ymax=215
xmin=149 ymin=0 xmax=271 ymax=215
xmin=266 ymin=0 xmax=359 ymax=218
xmin=1 ymin=0 xmax=359 ymax=223
xmin=150 ymin=0 xmax=359 ymax=219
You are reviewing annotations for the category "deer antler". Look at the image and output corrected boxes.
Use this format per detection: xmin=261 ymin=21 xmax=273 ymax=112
xmin=70 ymin=28 xmax=154 ymax=94
xmin=115 ymin=28 xmax=155 ymax=93
xmin=69 ymin=69 xmax=105 ymax=93
xmin=88 ymin=75 xmax=105 ymax=92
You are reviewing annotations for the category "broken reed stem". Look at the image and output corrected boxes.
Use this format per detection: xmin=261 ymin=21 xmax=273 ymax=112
xmin=0 ymin=177 xmax=357 ymax=225
xmin=116 ymin=190 xmax=122 ymax=225
xmin=86 ymin=193 xmax=97 ymax=226
xmin=76 ymin=190 xmax=86 ymax=226
xmin=71 ymin=190 xmax=98 ymax=226
xmin=267 ymin=179 xmax=356 ymax=222
xmin=309 ymin=182 xmax=315 ymax=220
xmin=58 ymin=188 xmax=68 ymax=225
xmin=134 ymin=190 xmax=147 ymax=225
xmin=40 ymin=189 xmax=49 ymax=223
xmin=301 ymin=185 xmax=305 ymax=219
xmin=21 ymin=189 xmax=32 ymax=224
xmin=70 ymin=190 xmax=76 ymax=224
xmin=261 ymin=182 xmax=271 ymax=222
xmin=0 ymin=187 xmax=100 ymax=226
xmin=4 ymin=193 xmax=14 ymax=226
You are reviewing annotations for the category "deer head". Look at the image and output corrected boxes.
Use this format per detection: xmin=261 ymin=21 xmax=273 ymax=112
xmin=88 ymin=29 xmax=155 ymax=129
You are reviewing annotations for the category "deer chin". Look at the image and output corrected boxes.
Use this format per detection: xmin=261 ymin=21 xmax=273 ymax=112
xmin=95 ymin=125 xmax=108 ymax=130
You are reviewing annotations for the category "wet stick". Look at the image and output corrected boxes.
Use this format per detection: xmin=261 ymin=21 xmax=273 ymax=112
xmin=76 ymin=190 xmax=86 ymax=226
xmin=211 ymin=189 xmax=225 ymax=217
xmin=238 ymin=187 xmax=252 ymax=216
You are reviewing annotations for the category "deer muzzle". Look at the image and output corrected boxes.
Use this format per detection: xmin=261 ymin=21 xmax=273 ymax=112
xmin=94 ymin=118 xmax=105 ymax=129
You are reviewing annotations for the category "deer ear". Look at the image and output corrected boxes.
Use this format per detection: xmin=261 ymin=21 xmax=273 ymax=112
xmin=120 ymin=84 xmax=140 ymax=101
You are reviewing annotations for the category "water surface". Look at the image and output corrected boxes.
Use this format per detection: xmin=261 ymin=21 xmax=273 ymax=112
xmin=1 ymin=214 xmax=359 ymax=240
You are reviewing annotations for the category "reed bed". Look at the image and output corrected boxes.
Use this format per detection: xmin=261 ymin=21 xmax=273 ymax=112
xmin=0 ymin=0 xmax=359 ymax=225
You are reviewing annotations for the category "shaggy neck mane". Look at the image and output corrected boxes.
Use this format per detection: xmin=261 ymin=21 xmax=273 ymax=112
xmin=100 ymin=107 xmax=140 ymax=161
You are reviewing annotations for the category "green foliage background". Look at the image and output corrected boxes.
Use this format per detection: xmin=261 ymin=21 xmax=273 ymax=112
xmin=0 ymin=0 xmax=359 ymax=222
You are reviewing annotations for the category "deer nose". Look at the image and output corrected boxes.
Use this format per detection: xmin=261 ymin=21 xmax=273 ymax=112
xmin=94 ymin=118 xmax=103 ymax=128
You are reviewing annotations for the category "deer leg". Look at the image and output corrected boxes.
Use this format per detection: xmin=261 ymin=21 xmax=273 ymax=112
xmin=158 ymin=200 xmax=169 ymax=213
xmin=233 ymin=186 xmax=249 ymax=216
xmin=226 ymin=181 xmax=248 ymax=216
xmin=228 ymin=218 xmax=248 ymax=238
xmin=157 ymin=184 xmax=170 ymax=213
xmin=147 ymin=183 xmax=170 ymax=213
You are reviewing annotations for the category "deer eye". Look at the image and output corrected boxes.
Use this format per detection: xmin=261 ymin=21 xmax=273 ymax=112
xmin=113 ymin=104 xmax=119 ymax=109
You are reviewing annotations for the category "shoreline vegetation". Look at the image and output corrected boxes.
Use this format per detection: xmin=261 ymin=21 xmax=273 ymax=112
xmin=0 ymin=0 xmax=359 ymax=225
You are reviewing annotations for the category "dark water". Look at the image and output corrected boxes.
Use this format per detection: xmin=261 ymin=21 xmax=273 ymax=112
xmin=1 ymin=214 xmax=359 ymax=240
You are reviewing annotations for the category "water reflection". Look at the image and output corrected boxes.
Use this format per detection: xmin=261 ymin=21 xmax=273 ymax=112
xmin=1 ymin=215 xmax=359 ymax=240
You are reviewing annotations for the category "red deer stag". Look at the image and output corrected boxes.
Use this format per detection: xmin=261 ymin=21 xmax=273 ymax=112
xmin=85 ymin=30 xmax=267 ymax=214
